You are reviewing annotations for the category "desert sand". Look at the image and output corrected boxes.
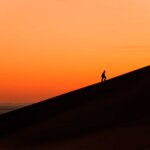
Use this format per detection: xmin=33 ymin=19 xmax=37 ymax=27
xmin=0 ymin=66 xmax=149 ymax=150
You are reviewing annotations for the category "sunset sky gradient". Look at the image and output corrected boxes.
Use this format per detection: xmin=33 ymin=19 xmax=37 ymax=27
xmin=0 ymin=0 xmax=150 ymax=103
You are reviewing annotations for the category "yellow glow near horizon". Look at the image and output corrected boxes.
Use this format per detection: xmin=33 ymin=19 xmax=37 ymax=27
xmin=0 ymin=0 xmax=149 ymax=103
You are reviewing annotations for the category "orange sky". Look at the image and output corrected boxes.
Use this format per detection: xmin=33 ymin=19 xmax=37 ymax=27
xmin=0 ymin=0 xmax=149 ymax=103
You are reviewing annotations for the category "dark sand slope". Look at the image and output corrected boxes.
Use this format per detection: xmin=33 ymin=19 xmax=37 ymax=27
xmin=0 ymin=66 xmax=150 ymax=150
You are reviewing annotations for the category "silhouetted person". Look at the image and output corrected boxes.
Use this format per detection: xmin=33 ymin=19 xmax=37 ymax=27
xmin=101 ymin=70 xmax=106 ymax=82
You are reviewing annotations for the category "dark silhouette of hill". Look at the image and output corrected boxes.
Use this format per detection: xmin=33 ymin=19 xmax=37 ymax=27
xmin=0 ymin=65 xmax=150 ymax=150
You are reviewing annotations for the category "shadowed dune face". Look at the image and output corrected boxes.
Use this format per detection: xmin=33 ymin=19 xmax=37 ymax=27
xmin=0 ymin=66 xmax=149 ymax=150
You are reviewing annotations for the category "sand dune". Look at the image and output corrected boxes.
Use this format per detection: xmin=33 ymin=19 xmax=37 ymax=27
xmin=0 ymin=66 xmax=150 ymax=150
